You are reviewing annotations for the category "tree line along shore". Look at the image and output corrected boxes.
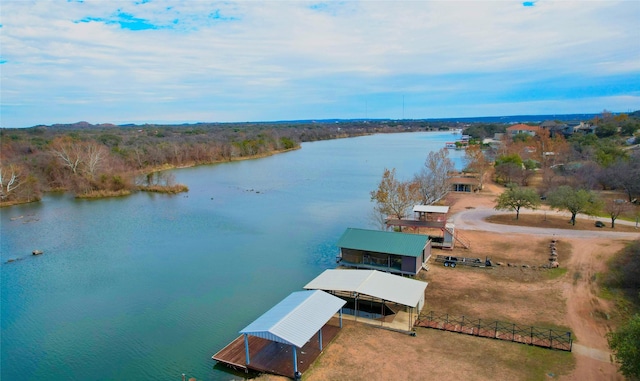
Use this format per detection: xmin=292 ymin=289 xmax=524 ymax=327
xmin=0 ymin=120 xmax=439 ymax=206
xmin=1 ymin=111 xmax=639 ymax=208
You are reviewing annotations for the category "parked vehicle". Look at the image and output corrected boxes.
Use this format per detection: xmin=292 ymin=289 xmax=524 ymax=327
xmin=434 ymin=255 xmax=491 ymax=268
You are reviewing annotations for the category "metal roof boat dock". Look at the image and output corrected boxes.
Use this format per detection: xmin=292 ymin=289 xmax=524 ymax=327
xmin=304 ymin=269 xmax=428 ymax=332
xmin=212 ymin=290 xmax=345 ymax=379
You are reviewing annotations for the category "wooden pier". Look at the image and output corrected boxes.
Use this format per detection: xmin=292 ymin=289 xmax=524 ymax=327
xmin=212 ymin=323 xmax=340 ymax=378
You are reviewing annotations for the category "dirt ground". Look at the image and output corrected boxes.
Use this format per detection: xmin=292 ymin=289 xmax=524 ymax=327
xmin=255 ymin=182 xmax=637 ymax=381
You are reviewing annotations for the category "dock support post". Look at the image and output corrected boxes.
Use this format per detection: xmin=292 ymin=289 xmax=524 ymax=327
xmin=292 ymin=345 xmax=298 ymax=374
xmin=243 ymin=333 xmax=250 ymax=365
xmin=339 ymin=309 xmax=343 ymax=328
xmin=354 ymin=295 xmax=358 ymax=322
xmin=319 ymin=328 xmax=323 ymax=351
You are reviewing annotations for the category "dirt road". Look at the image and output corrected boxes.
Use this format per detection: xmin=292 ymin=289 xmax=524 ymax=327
xmin=451 ymin=207 xmax=639 ymax=239
xmin=447 ymin=188 xmax=636 ymax=381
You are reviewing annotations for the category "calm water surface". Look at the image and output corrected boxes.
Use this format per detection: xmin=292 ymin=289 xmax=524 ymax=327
xmin=1 ymin=132 xmax=463 ymax=380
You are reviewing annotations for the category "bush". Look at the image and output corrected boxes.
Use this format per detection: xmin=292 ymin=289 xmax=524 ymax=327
xmin=608 ymin=314 xmax=640 ymax=380
xmin=602 ymin=240 xmax=640 ymax=309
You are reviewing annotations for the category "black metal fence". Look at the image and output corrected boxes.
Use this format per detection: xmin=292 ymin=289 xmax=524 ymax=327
xmin=416 ymin=311 xmax=572 ymax=351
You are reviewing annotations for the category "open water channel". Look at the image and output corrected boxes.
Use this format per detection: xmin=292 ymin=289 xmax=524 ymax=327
xmin=1 ymin=131 xmax=464 ymax=381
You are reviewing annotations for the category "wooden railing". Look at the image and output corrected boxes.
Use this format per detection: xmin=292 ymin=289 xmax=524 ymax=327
xmin=416 ymin=311 xmax=572 ymax=351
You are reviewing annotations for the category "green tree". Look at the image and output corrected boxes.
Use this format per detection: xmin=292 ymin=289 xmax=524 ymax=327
xmin=595 ymin=123 xmax=619 ymax=138
xmin=608 ymin=314 xmax=640 ymax=380
xmin=620 ymin=121 xmax=639 ymax=136
xmin=495 ymin=154 xmax=523 ymax=167
xmin=494 ymin=185 xmax=541 ymax=219
xmin=371 ymin=168 xmax=420 ymax=224
xmin=547 ymin=185 xmax=602 ymax=226
xmin=523 ymin=159 xmax=538 ymax=170
xmin=596 ymin=143 xmax=628 ymax=167
xmin=513 ymin=132 xmax=531 ymax=143
xmin=494 ymin=154 xmax=524 ymax=185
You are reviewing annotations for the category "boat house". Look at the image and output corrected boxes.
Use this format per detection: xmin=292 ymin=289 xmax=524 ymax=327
xmin=304 ymin=269 xmax=428 ymax=331
xmin=212 ymin=290 xmax=346 ymax=379
xmin=335 ymin=228 xmax=431 ymax=276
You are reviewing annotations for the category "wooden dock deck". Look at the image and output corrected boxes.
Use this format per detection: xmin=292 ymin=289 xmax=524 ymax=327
xmin=212 ymin=323 xmax=340 ymax=379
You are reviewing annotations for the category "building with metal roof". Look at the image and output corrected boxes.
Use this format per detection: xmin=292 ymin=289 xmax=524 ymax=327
xmin=240 ymin=290 xmax=345 ymax=348
xmin=213 ymin=290 xmax=346 ymax=378
xmin=413 ymin=205 xmax=450 ymax=215
xmin=304 ymin=269 xmax=428 ymax=331
xmin=336 ymin=228 xmax=431 ymax=276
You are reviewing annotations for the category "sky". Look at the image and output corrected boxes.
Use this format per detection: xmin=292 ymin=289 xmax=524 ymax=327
xmin=1 ymin=0 xmax=639 ymax=128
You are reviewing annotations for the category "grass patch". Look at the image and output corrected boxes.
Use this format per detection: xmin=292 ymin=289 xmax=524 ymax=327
xmin=514 ymin=344 xmax=575 ymax=381
xmin=598 ymin=240 xmax=640 ymax=325
xmin=76 ymin=189 xmax=132 ymax=199
xmin=304 ymin=323 xmax=575 ymax=381
xmin=543 ymin=267 xmax=568 ymax=280
xmin=138 ymin=184 xmax=189 ymax=194
xmin=487 ymin=213 xmax=638 ymax=232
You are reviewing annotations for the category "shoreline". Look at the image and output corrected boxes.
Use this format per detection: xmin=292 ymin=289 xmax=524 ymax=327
xmin=0 ymin=146 xmax=302 ymax=208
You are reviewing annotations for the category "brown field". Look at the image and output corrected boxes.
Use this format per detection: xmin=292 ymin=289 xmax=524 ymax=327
xmin=486 ymin=213 xmax=639 ymax=233
xmin=253 ymin=183 xmax=637 ymax=381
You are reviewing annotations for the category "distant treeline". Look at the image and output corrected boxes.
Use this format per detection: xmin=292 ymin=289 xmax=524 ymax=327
xmin=3 ymin=111 xmax=638 ymax=206
xmin=0 ymin=120 xmax=449 ymax=204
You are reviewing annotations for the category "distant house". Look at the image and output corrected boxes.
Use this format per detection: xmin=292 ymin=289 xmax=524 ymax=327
xmin=540 ymin=120 xmax=573 ymax=137
xmin=506 ymin=124 xmax=540 ymax=137
xmin=449 ymin=172 xmax=480 ymax=192
xmin=572 ymin=122 xmax=596 ymax=134
xmin=482 ymin=132 xmax=505 ymax=150
xmin=335 ymin=228 xmax=431 ymax=276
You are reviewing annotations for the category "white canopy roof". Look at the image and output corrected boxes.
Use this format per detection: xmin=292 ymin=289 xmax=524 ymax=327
xmin=413 ymin=205 xmax=449 ymax=214
xmin=304 ymin=269 xmax=427 ymax=308
xmin=239 ymin=290 xmax=345 ymax=348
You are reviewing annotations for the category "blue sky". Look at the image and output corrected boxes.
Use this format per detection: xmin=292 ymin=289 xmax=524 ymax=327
xmin=1 ymin=0 xmax=639 ymax=128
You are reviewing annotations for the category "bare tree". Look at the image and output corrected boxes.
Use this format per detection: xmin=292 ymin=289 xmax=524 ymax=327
xmin=50 ymin=136 xmax=83 ymax=174
xmin=369 ymin=207 xmax=391 ymax=231
xmin=601 ymin=153 xmax=640 ymax=202
xmin=604 ymin=199 xmax=631 ymax=228
xmin=371 ymin=168 xmax=420 ymax=221
xmin=83 ymin=142 xmax=109 ymax=179
xmin=464 ymin=145 xmax=490 ymax=190
xmin=414 ymin=148 xmax=454 ymax=205
xmin=0 ymin=163 xmax=22 ymax=200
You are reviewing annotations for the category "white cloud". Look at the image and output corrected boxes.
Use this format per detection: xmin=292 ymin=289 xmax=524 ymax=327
xmin=1 ymin=0 xmax=638 ymax=127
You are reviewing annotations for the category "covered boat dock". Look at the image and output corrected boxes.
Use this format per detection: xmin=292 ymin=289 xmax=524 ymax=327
xmin=304 ymin=269 xmax=428 ymax=332
xmin=212 ymin=290 xmax=345 ymax=379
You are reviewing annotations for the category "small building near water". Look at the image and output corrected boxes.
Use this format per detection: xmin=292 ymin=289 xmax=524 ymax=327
xmin=335 ymin=228 xmax=431 ymax=276
xmin=304 ymin=269 xmax=428 ymax=332
xmin=450 ymin=173 xmax=480 ymax=192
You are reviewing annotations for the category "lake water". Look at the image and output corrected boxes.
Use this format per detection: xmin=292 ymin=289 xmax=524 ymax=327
xmin=1 ymin=131 xmax=464 ymax=381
